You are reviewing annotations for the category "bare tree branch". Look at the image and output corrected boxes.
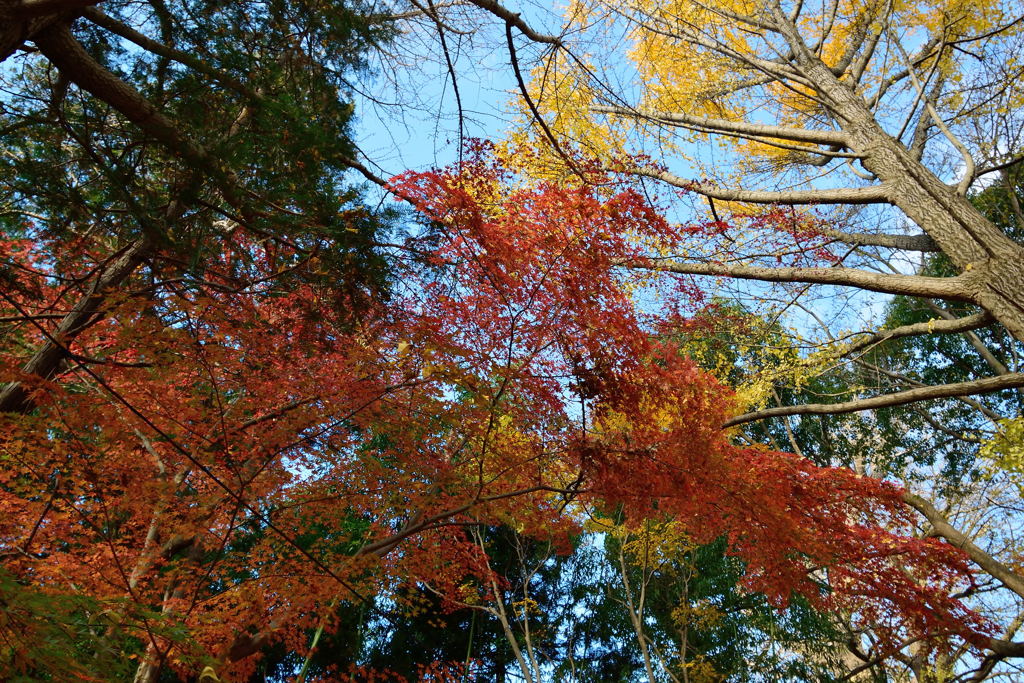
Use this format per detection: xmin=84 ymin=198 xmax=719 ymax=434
xmin=816 ymin=227 xmax=939 ymax=251
xmin=633 ymin=166 xmax=890 ymax=204
xmin=925 ymin=301 xmax=1011 ymax=376
xmin=625 ymin=258 xmax=971 ymax=301
xmin=593 ymin=104 xmax=850 ymax=146
xmin=723 ymin=373 xmax=1024 ymax=426
xmin=853 ymin=357 xmax=1005 ymax=422
xmin=834 ymin=311 xmax=993 ymax=360
xmin=465 ymin=0 xmax=562 ymax=44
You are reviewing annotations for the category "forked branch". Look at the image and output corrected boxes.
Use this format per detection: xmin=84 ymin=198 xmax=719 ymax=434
xmin=903 ymin=492 xmax=1024 ymax=601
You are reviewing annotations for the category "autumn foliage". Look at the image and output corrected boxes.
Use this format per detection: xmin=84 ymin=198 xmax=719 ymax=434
xmin=0 ymin=145 xmax=991 ymax=679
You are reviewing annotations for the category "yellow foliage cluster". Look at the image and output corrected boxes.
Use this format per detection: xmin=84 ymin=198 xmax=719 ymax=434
xmin=622 ymin=519 xmax=696 ymax=566
xmin=510 ymin=0 xmax=1020 ymax=176
xmin=673 ymin=308 xmax=808 ymax=411
xmin=671 ymin=599 xmax=723 ymax=632
xmin=586 ymin=515 xmax=697 ymax=567
xmin=680 ymin=655 xmax=725 ymax=683
xmin=895 ymin=0 xmax=1014 ymax=40
xmin=512 ymin=597 xmax=540 ymax=617
xmin=981 ymin=417 xmax=1024 ymax=492
xmin=503 ymin=49 xmax=630 ymax=177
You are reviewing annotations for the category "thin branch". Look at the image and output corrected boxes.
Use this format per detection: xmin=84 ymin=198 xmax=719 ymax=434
xmin=893 ymin=36 xmax=975 ymax=194
xmin=340 ymin=153 xmax=390 ymax=190
xmin=506 ymin=23 xmax=583 ymax=178
xmin=912 ymin=405 xmax=983 ymax=444
xmin=833 ymin=311 xmax=992 ymax=360
xmin=724 ymin=373 xmax=1024 ymax=426
xmin=82 ymin=7 xmax=258 ymax=100
xmin=593 ymin=105 xmax=849 ymax=146
xmin=426 ymin=0 xmax=465 ymax=165
xmin=0 ymin=238 xmax=151 ymax=414
xmin=925 ymin=301 xmax=1010 ymax=376
xmin=0 ymin=287 xmax=374 ymax=611
xmin=853 ymin=357 xmax=1005 ymax=422
xmin=624 ymin=258 xmax=971 ymax=301
xmin=634 ymin=167 xmax=890 ymax=204
xmin=466 ymin=0 xmax=562 ymax=44
xmin=0 ymin=313 xmax=68 ymax=323
xmin=974 ymin=153 xmax=1024 ymax=179
xmin=33 ymin=21 xmax=248 ymax=213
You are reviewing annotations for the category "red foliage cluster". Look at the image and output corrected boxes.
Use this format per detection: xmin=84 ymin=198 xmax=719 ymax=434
xmin=393 ymin=149 xmax=991 ymax=646
xmin=0 ymin=146 xmax=990 ymax=678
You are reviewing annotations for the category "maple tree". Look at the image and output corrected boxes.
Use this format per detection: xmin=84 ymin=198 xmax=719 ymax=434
xmin=413 ymin=0 xmax=1024 ymax=676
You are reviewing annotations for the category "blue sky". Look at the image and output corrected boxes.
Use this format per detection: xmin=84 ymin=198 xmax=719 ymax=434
xmin=350 ymin=2 xmax=567 ymax=178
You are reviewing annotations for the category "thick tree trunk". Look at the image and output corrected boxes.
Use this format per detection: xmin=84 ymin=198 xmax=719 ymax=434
xmin=846 ymin=116 xmax=1024 ymax=343
xmin=772 ymin=9 xmax=1024 ymax=342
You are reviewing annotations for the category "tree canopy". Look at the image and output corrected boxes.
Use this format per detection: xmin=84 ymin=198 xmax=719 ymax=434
xmin=2 ymin=0 xmax=1024 ymax=681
